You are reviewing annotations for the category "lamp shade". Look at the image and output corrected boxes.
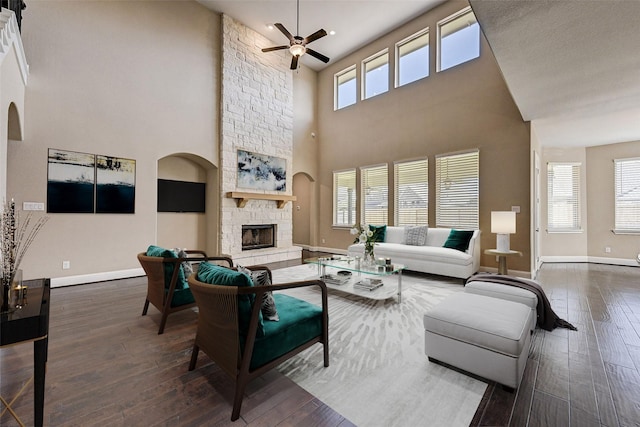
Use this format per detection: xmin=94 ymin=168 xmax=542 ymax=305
xmin=491 ymin=211 xmax=516 ymax=234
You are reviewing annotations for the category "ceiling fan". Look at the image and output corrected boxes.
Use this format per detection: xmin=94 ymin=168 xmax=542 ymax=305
xmin=261 ymin=0 xmax=330 ymax=70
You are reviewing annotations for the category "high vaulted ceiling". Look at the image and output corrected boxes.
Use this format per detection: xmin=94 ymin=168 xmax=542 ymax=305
xmin=198 ymin=0 xmax=640 ymax=148
xmin=196 ymin=0 xmax=445 ymax=70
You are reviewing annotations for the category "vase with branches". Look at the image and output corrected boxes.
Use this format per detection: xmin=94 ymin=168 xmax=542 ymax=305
xmin=1 ymin=199 xmax=48 ymax=312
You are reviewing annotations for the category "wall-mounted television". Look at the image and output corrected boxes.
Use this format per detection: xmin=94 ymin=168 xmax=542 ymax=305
xmin=157 ymin=179 xmax=206 ymax=213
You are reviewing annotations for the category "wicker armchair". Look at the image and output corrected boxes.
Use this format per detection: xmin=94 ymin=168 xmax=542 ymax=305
xmin=137 ymin=248 xmax=233 ymax=334
xmin=187 ymin=264 xmax=329 ymax=421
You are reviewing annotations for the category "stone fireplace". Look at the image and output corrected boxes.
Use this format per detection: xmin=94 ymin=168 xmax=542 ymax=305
xmin=242 ymin=224 xmax=276 ymax=250
xmin=218 ymin=15 xmax=301 ymax=266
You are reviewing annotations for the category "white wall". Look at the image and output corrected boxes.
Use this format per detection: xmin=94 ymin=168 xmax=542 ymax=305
xmin=10 ymin=1 xmax=220 ymax=281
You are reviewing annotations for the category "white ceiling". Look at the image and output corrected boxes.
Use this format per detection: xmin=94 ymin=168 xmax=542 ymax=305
xmin=196 ymin=0 xmax=445 ymax=70
xmin=470 ymin=0 xmax=640 ymax=148
xmin=197 ymin=0 xmax=640 ymax=148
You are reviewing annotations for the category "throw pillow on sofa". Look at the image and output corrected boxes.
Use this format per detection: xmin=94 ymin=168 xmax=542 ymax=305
xmin=404 ymin=225 xmax=428 ymax=245
xmin=369 ymin=224 xmax=387 ymax=242
xmin=443 ymin=229 xmax=474 ymax=252
xmin=238 ymin=265 xmax=279 ymax=321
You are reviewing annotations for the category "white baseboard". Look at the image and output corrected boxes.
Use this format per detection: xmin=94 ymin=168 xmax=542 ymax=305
xmin=541 ymin=255 xmax=640 ymax=267
xmin=50 ymin=268 xmax=145 ymax=288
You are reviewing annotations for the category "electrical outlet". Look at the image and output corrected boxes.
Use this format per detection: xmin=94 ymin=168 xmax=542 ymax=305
xmin=605 ymin=247 xmax=611 ymax=253
xmin=62 ymin=261 xmax=70 ymax=269
xmin=322 ymin=238 xmax=326 ymax=244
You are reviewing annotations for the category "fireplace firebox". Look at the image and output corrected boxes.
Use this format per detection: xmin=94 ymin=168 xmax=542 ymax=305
xmin=242 ymin=224 xmax=276 ymax=250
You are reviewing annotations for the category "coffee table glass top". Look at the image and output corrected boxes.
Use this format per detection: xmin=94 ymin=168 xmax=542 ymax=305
xmin=304 ymin=255 xmax=405 ymax=276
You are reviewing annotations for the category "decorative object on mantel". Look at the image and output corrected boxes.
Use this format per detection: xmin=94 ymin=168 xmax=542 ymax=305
xmin=237 ymin=150 xmax=287 ymax=192
xmin=226 ymin=192 xmax=296 ymax=209
xmin=351 ymin=224 xmax=376 ymax=264
xmin=1 ymin=199 xmax=49 ymax=313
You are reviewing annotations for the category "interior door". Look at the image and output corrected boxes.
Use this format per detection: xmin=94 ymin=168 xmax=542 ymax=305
xmin=533 ymin=151 xmax=542 ymax=278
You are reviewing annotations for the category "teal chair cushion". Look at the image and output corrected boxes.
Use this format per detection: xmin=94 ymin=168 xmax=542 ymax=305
xmin=170 ymin=287 xmax=195 ymax=307
xmin=146 ymin=245 xmax=188 ymax=290
xmin=196 ymin=262 xmax=264 ymax=338
xmin=248 ymin=293 xmax=323 ymax=370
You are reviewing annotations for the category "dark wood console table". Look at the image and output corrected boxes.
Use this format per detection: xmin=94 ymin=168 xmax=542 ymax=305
xmin=0 ymin=278 xmax=50 ymax=427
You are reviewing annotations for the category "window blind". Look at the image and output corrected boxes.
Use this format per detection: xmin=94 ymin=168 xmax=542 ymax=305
xmin=333 ymin=169 xmax=356 ymax=226
xmin=394 ymin=159 xmax=428 ymax=225
xmin=435 ymin=150 xmax=479 ymax=229
xmin=614 ymin=157 xmax=640 ymax=232
xmin=547 ymin=162 xmax=581 ymax=231
xmin=361 ymin=165 xmax=388 ymax=225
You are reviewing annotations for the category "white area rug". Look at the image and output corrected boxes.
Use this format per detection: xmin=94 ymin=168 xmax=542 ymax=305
xmin=272 ymin=264 xmax=487 ymax=427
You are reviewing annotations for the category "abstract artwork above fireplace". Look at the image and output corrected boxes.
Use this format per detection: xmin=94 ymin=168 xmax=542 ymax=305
xmin=237 ymin=150 xmax=286 ymax=192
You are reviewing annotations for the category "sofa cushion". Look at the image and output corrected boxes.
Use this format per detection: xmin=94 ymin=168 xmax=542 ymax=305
xmin=369 ymin=224 xmax=386 ymax=242
xmin=443 ymin=230 xmax=475 ymax=252
xmin=384 ymin=226 xmax=406 ymax=244
xmin=197 ymin=262 xmax=264 ymax=338
xmin=248 ymin=294 xmax=323 ymax=370
xmin=370 ymin=243 xmax=473 ymax=266
xmin=146 ymin=245 xmax=188 ymax=290
xmin=405 ymin=225 xmax=428 ymax=245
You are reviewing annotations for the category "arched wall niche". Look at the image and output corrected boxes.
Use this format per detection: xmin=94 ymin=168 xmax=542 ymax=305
xmin=157 ymin=153 xmax=219 ymax=255
xmin=8 ymin=102 xmax=22 ymax=141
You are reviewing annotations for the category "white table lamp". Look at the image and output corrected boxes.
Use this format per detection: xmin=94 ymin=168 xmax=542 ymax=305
xmin=491 ymin=211 xmax=516 ymax=252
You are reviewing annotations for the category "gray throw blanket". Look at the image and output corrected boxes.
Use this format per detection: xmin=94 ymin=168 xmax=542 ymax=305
xmin=466 ymin=273 xmax=577 ymax=332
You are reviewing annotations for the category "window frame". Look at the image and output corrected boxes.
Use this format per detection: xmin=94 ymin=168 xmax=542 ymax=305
xmin=361 ymin=49 xmax=389 ymax=100
xmin=395 ymin=28 xmax=430 ymax=88
xmin=436 ymin=6 xmax=480 ymax=73
xmin=394 ymin=158 xmax=428 ymax=226
xmin=614 ymin=157 xmax=640 ymax=234
xmin=435 ymin=149 xmax=479 ymax=229
xmin=334 ymin=65 xmax=357 ymax=110
xmin=360 ymin=164 xmax=389 ymax=226
xmin=546 ymin=162 xmax=582 ymax=233
xmin=332 ymin=168 xmax=357 ymax=227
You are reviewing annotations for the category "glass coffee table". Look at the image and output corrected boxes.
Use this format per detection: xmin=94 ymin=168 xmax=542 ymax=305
xmin=304 ymin=256 xmax=406 ymax=303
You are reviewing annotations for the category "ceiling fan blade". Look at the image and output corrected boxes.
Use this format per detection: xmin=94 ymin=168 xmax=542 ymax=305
xmin=275 ymin=23 xmax=295 ymax=44
xmin=262 ymin=45 xmax=289 ymax=53
xmin=290 ymin=55 xmax=299 ymax=70
xmin=306 ymin=48 xmax=330 ymax=63
xmin=303 ymin=29 xmax=327 ymax=45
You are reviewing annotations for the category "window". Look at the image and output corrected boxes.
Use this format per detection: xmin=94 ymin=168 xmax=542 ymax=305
xmin=335 ymin=66 xmax=357 ymax=110
xmin=395 ymin=159 xmax=428 ymax=225
xmin=435 ymin=150 xmax=479 ymax=229
xmin=361 ymin=164 xmax=388 ymax=225
xmin=437 ymin=7 xmax=480 ymax=72
xmin=547 ymin=162 xmax=581 ymax=232
xmin=362 ymin=50 xmax=389 ymax=100
xmin=396 ymin=29 xmax=429 ymax=88
xmin=333 ymin=169 xmax=356 ymax=226
xmin=614 ymin=157 xmax=640 ymax=233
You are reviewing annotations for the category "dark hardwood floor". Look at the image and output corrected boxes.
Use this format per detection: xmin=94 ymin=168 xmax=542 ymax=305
xmin=471 ymin=262 xmax=640 ymax=427
xmin=1 ymin=258 xmax=639 ymax=426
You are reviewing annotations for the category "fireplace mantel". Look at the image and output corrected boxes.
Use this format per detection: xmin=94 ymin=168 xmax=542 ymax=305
xmin=226 ymin=191 xmax=296 ymax=209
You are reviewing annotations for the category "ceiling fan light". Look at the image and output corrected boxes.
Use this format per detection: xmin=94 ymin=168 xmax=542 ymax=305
xmin=289 ymin=44 xmax=306 ymax=57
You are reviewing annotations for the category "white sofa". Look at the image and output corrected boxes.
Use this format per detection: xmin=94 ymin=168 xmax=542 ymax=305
xmin=347 ymin=226 xmax=481 ymax=279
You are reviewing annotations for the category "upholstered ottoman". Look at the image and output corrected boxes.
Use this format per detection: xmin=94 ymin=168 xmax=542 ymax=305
xmin=423 ymin=292 xmax=533 ymax=390
xmin=465 ymin=280 xmax=538 ymax=331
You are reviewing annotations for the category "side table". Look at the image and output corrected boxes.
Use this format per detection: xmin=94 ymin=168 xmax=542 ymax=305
xmin=484 ymin=249 xmax=523 ymax=275
xmin=1 ymin=278 xmax=50 ymax=427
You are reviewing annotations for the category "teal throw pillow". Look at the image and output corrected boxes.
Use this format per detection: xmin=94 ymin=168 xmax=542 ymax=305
xmin=369 ymin=225 xmax=387 ymax=242
xmin=146 ymin=245 xmax=188 ymax=290
xmin=443 ymin=230 xmax=474 ymax=252
xmin=196 ymin=262 xmax=264 ymax=338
